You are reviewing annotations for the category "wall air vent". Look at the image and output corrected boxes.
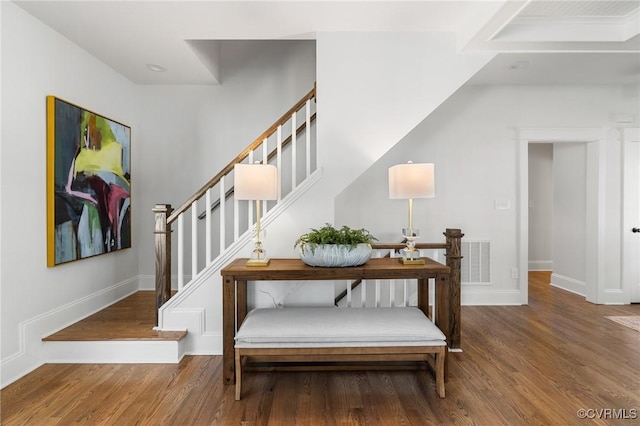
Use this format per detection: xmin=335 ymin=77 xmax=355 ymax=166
xmin=461 ymin=240 xmax=491 ymax=284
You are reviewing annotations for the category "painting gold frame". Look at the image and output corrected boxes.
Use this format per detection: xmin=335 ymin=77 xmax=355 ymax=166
xmin=46 ymin=96 xmax=132 ymax=266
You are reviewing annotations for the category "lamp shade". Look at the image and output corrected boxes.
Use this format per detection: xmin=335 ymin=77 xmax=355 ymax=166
xmin=234 ymin=163 xmax=278 ymax=200
xmin=389 ymin=162 xmax=435 ymax=199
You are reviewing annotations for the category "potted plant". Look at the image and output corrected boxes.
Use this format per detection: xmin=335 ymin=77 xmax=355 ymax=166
xmin=294 ymin=224 xmax=377 ymax=267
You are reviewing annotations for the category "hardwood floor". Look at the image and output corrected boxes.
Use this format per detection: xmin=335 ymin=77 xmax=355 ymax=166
xmin=2 ymin=272 xmax=639 ymax=425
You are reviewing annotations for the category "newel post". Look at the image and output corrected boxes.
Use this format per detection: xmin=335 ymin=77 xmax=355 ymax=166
xmin=154 ymin=204 xmax=173 ymax=326
xmin=444 ymin=228 xmax=464 ymax=349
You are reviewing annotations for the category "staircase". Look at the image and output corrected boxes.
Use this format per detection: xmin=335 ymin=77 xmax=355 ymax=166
xmin=153 ymin=85 xmax=317 ymax=312
xmin=154 ymin=85 xmax=319 ymax=357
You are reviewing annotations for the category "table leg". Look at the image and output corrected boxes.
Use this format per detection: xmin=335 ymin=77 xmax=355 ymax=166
xmin=449 ymin=270 xmax=461 ymax=350
xmin=435 ymin=272 xmax=451 ymax=380
xmin=417 ymin=277 xmax=430 ymax=319
xmin=222 ymin=275 xmax=236 ymax=385
xmin=435 ymin=273 xmax=451 ymax=347
xmin=237 ymin=280 xmax=247 ymax=326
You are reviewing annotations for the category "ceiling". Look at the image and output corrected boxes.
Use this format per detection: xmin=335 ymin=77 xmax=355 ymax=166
xmin=13 ymin=0 xmax=640 ymax=86
xmin=467 ymin=51 xmax=640 ymax=85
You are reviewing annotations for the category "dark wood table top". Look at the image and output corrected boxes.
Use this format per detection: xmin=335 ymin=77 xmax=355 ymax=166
xmin=221 ymin=257 xmax=450 ymax=281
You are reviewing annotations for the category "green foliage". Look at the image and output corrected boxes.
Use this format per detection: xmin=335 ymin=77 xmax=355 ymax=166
xmin=294 ymin=224 xmax=377 ymax=253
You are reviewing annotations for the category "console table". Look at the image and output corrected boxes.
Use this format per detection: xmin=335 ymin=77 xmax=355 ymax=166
xmin=220 ymin=257 xmax=452 ymax=385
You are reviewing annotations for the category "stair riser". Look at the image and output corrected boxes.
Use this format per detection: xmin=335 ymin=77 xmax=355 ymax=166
xmin=43 ymin=340 xmax=186 ymax=363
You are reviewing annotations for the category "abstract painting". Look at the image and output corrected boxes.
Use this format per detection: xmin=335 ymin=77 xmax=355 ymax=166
xmin=47 ymin=97 xmax=131 ymax=266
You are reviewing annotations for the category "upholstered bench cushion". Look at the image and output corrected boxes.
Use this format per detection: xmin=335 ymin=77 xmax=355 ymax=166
xmin=234 ymin=307 xmax=446 ymax=347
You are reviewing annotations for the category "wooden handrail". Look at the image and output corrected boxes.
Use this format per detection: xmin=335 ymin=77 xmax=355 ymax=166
xmin=371 ymin=243 xmax=448 ymax=250
xmin=197 ymin=112 xmax=317 ymax=220
xmin=167 ymin=86 xmax=316 ymax=224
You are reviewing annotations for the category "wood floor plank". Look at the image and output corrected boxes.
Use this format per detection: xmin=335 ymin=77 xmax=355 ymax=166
xmin=3 ymin=272 xmax=640 ymax=425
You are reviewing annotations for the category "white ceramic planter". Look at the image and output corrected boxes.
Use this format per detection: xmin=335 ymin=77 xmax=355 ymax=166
xmin=298 ymin=243 xmax=372 ymax=267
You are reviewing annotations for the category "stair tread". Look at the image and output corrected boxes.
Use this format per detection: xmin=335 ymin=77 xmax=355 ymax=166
xmin=43 ymin=329 xmax=187 ymax=342
xmin=43 ymin=291 xmax=186 ymax=342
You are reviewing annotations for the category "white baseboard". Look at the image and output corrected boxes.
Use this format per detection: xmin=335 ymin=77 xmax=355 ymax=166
xmin=528 ymin=260 xmax=553 ymax=271
xmin=138 ymin=274 xmax=155 ymax=291
xmin=1 ymin=276 xmax=139 ymax=388
xmin=461 ymin=289 xmax=523 ymax=305
xmin=603 ymin=289 xmax=627 ymax=305
xmin=550 ymin=273 xmax=586 ymax=296
xmin=138 ymin=274 xmax=183 ymax=291
xmin=182 ymin=332 xmax=222 ymax=355
xmin=0 ymin=351 xmax=42 ymax=390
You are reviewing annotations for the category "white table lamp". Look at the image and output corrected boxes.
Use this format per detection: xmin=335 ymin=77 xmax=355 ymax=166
xmin=389 ymin=161 xmax=435 ymax=264
xmin=234 ymin=162 xmax=278 ymax=266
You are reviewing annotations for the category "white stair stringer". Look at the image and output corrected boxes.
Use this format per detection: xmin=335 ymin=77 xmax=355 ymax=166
xmin=156 ymin=168 xmax=323 ymax=356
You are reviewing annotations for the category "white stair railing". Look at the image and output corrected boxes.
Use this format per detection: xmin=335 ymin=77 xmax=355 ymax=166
xmin=153 ymin=86 xmax=317 ymax=324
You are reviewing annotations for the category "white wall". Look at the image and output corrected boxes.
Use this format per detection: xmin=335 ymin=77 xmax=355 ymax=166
xmin=335 ymin=84 xmax=639 ymax=305
xmin=528 ymin=144 xmax=553 ymax=271
xmin=316 ymin=32 xmax=493 ymax=201
xmin=551 ymin=143 xmax=587 ymax=294
xmin=1 ymin=2 xmax=140 ymax=385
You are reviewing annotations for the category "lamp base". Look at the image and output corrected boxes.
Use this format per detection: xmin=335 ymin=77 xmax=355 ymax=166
xmin=400 ymin=243 xmax=423 ymax=265
xmin=398 ymin=257 xmax=425 ymax=265
xmin=246 ymin=258 xmax=271 ymax=267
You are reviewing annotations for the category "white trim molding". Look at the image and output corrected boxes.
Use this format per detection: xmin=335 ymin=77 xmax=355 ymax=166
xmin=528 ymin=260 xmax=553 ymax=271
xmin=461 ymin=289 xmax=522 ymax=306
xmin=550 ymin=273 xmax=586 ymax=296
xmin=622 ymin=128 xmax=640 ymax=304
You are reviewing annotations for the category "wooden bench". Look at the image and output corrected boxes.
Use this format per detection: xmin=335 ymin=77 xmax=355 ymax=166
xmin=234 ymin=306 xmax=446 ymax=400
xmin=221 ymin=231 xmax=464 ymax=399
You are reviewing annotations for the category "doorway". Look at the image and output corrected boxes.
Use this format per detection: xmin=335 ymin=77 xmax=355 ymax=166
xmin=518 ymin=128 xmax=606 ymax=305
xmin=528 ymin=143 xmax=589 ymax=296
